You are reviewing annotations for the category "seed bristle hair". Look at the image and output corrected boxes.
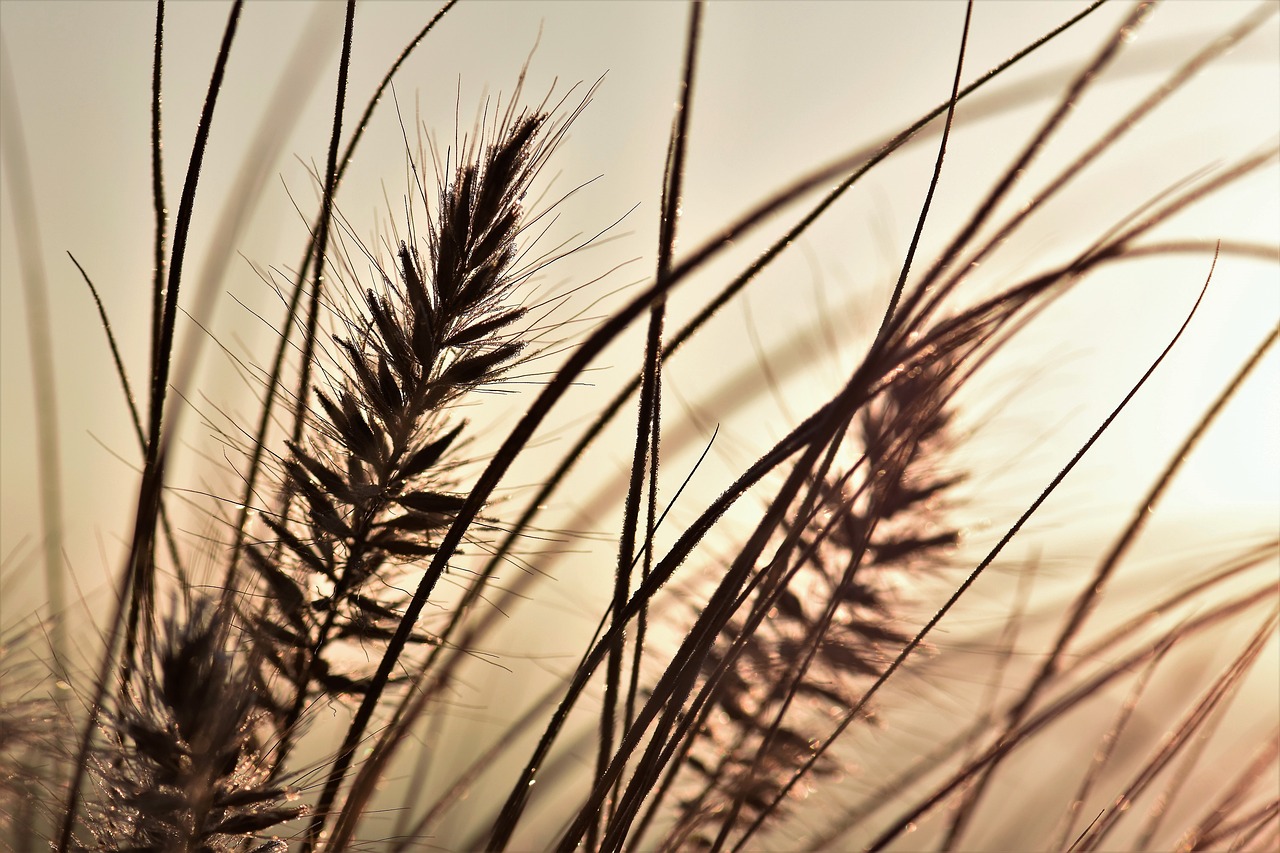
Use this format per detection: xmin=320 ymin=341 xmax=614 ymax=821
xmin=242 ymin=107 xmax=568 ymax=773
xmin=77 ymin=597 xmax=305 ymax=851
xmin=647 ymin=358 xmax=965 ymax=849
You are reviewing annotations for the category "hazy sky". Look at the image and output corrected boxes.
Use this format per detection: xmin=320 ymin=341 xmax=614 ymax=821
xmin=2 ymin=1 xmax=1277 ymax=624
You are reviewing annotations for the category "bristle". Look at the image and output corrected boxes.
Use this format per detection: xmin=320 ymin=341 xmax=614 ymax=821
xmin=80 ymin=599 xmax=304 ymax=851
xmin=658 ymin=360 xmax=963 ymax=847
xmin=241 ymin=112 xmax=558 ymax=780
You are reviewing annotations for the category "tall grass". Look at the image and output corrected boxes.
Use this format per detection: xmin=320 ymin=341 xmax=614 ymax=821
xmin=1 ymin=1 xmax=1277 ymax=850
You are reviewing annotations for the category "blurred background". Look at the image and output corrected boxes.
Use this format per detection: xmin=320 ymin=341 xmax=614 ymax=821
xmin=3 ymin=0 xmax=1275 ymax=620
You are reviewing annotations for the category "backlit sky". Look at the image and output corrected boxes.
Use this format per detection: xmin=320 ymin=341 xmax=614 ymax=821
xmin=1 ymin=1 xmax=1277 ymax=628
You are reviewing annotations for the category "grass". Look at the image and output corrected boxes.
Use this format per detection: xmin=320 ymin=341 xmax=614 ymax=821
xmin=1 ymin=1 xmax=1278 ymax=850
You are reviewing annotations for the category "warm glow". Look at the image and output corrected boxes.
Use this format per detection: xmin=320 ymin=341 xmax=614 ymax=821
xmin=1 ymin=2 xmax=1276 ymax=850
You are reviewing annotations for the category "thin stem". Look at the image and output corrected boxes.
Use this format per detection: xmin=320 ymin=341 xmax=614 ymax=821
xmin=599 ymin=4 xmax=702 ymax=843
xmin=949 ymin=319 xmax=1279 ymax=846
xmin=57 ymin=5 xmax=244 ymax=846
